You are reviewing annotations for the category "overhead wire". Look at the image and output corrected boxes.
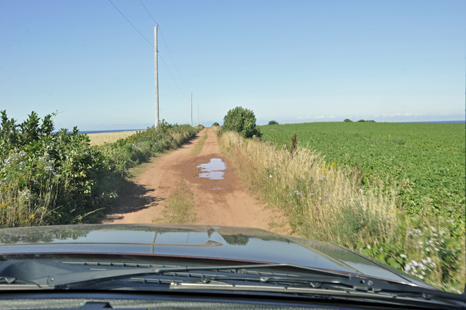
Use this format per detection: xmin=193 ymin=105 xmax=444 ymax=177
xmin=138 ymin=0 xmax=192 ymax=94
xmin=159 ymin=54 xmax=189 ymax=100
xmin=108 ymin=0 xmax=152 ymax=47
xmin=107 ymin=0 xmax=189 ymax=100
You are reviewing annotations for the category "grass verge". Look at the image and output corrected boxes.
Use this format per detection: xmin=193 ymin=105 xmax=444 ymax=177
xmin=152 ymin=178 xmax=197 ymax=224
xmin=191 ymin=130 xmax=208 ymax=155
xmin=217 ymin=129 xmax=465 ymax=293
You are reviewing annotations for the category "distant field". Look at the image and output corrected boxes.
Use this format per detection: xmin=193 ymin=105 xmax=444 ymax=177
xmin=87 ymin=131 xmax=139 ymax=146
xmin=260 ymin=122 xmax=465 ymax=220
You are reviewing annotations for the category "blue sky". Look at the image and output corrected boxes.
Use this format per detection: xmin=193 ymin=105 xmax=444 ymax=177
xmin=1 ymin=0 xmax=465 ymax=130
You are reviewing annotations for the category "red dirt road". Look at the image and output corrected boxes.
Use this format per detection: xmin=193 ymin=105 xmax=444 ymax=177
xmin=102 ymin=129 xmax=288 ymax=232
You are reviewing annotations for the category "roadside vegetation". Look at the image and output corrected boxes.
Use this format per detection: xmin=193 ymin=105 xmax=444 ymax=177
xmin=215 ymin=113 xmax=465 ymax=293
xmin=219 ymin=106 xmax=261 ymax=138
xmin=0 ymin=111 xmax=200 ymax=228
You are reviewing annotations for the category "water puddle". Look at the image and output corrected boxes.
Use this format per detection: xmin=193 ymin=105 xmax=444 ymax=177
xmin=197 ymin=158 xmax=226 ymax=180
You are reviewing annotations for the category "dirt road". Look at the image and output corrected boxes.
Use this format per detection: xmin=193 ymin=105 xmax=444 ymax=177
xmin=102 ymin=129 xmax=287 ymax=232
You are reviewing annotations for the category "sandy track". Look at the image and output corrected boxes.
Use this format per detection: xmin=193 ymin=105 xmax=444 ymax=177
xmin=102 ymin=129 xmax=286 ymax=232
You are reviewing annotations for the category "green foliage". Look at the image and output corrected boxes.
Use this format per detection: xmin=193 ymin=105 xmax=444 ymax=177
xmin=268 ymin=120 xmax=279 ymax=125
xmin=222 ymin=106 xmax=261 ymax=138
xmin=104 ymin=124 xmax=197 ymax=176
xmin=260 ymin=122 xmax=465 ymax=291
xmin=261 ymin=122 xmax=465 ymax=221
xmin=344 ymin=118 xmax=353 ymax=122
xmin=212 ymin=122 xmax=220 ymax=127
xmin=0 ymin=110 xmax=199 ymax=227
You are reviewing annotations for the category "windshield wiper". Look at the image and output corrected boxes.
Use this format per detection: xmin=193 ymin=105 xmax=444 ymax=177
xmin=5 ymin=262 xmax=348 ymax=288
xmin=2 ymin=261 xmax=465 ymax=308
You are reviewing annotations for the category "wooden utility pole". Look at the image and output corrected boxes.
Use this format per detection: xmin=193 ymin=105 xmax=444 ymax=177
xmin=198 ymin=104 xmax=199 ymax=126
xmin=154 ymin=25 xmax=159 ymax=128
xmin=190 ymin=93 xmax=193 ymax=126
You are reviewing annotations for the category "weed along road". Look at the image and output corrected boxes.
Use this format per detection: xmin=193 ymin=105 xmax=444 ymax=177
xmin=102 ymin=128 xmax=286 ymax=232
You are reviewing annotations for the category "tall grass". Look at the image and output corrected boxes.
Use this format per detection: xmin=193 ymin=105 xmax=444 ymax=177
xmin=218 ymin=130 xmax=397 ymax=248
xmin=217 ymin=129 xmax=465 ymax=293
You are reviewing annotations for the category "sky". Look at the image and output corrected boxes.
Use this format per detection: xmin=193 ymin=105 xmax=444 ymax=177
xmin=1 ymin=0 xmax=465 ymax=130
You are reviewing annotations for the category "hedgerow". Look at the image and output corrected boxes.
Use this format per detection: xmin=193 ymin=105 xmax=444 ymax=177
xmin=0 ymin=111 xmax=198 ymax=227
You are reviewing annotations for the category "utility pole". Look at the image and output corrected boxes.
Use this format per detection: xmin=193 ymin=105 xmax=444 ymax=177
xmin=198 ymin=104 xmax=199 ymax=126
xmin=190 ymin=93 xmax=193 ymax=126
xmin=201 ymin=114 xmax=203 ymax=126
xmin=154 ymin=25 xmax=159 ymax=128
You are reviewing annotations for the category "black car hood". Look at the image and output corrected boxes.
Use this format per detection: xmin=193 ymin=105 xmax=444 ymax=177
xmin=0 ymin=224 xmax=433 ymax=289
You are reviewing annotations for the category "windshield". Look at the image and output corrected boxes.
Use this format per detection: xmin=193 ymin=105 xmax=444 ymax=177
xmin=0 ymin=0 xmax=464 ymax=303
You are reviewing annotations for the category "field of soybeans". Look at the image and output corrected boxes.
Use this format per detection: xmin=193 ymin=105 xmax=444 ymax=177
xmin=262 ymin=122 xmax=464 ymax=219
xmin=259 ymin=121 xmax=465 ymax=291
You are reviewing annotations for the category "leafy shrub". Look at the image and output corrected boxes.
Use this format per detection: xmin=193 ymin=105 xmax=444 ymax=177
xmin=0 ymin=110 xmax=199 ymax=227
xmin=212 ymin=122 xmax=220 ymax=127
xmin=344 ymin=118 xmax=353 ymax=122
xmin=268 ymin=120 xmax=279 ymax=125
xmin=222 ymin=106 xmax=261 ymax=138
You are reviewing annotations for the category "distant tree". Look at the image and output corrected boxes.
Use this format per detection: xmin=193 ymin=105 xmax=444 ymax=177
xmin=212 ymin=122 xmax=220 ymax=127
xmin=223 ymin=106 xmax=261 ymax=138
xmin=357 ymin=119 xmax=365 ymax=122
xmin=344 ymin=118 xmax=353 ymax=122
xmin=268 ymin=120 xmax=279 ymax=125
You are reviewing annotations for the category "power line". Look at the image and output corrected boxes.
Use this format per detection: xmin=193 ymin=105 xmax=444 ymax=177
xmin=138 ymin=0 xmax=158 ymax=24
xmin=159 ymin=29 xmax=192 ymax=94
xmin=108 ymin=0 xmax=152 ymax=47
xmin=108 ymin=0 xmax=189 ymax=100
xmin=138 ymin=0 xmax=192 ymax=94
xmin=159 ymin=53 xmax=189 ymax=100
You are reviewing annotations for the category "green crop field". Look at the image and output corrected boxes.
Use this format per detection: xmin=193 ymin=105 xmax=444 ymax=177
xmin=260 ymin=122 xmax=465 ymax=290
xmin=261 ymin=122 xmax=465 ymax=224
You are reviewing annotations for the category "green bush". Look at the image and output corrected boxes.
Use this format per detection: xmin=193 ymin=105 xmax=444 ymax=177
xmin=344 ymin=118 xmax=353 ymax=122
xmin=0 ymin=110 xmax=199 ymax=227
xmin=212 ymin=122 xmax=220 ymax=127
xmin=268 ymin=120 xmax=279 ymax=125
xmin=222 ymin=106 xmax=261 ymax=138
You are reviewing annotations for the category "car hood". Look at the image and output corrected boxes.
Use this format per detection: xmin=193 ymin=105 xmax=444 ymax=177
xmin=0 ymin=224 xmax=433 ymax=289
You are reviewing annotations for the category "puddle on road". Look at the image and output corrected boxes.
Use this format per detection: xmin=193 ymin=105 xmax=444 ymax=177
xmin=197 ymin=158 xmax=226 ymax=180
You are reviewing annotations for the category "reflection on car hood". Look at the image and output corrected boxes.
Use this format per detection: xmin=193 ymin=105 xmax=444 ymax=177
xmin=0 ymin=224 xmax=433 ymax=289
